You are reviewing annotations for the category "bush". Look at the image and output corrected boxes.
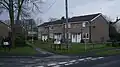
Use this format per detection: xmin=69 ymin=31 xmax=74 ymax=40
xmin=106 ymin=43 xmax=112 ymax=46
xmin=105 ymin=42 xmax=112 ymax=47
xmin=15 ymin=34 xmax=27 ymax=47
xmin=106 ymin=40 xmax=120 ymax=47
xmin=27 ymin=36 xmax=38 ymax=40
xmin=110 ymin=42 xmax=120 ymax=47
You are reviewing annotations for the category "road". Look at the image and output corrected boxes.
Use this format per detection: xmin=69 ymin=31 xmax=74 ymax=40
xmin=0 ymin=55 xmax=120 ymax=67
xmin=0 ymin=55 xmax=76 ymax=67
xmin=64 ymin=55 xmax=120 ymax=67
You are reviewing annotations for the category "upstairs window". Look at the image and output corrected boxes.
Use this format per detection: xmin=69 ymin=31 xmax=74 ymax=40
xmin=68 ymin=23 xmax=71 ymax=28
xmin=82 ymin=22 xmax=86 ymax=27
xmin=65 ymin=23 xmax=71 ymax=28
xmin=49 ymin=26 xmax=53 ymax=30
xmin=82 ymin=21 xmax=88 ymax=27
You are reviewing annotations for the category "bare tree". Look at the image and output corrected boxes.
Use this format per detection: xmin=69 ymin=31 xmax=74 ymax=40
xmin=48 ymin=17 xmax=58 ymax=22
xmin=110 ymin=17 xmax=120 ymax=25
xmin=0 ymin=0 xmax=43 ymax=47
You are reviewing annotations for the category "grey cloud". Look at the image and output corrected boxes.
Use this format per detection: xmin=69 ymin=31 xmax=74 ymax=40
xmin=0 ymin=0 xmax=120 ymax=23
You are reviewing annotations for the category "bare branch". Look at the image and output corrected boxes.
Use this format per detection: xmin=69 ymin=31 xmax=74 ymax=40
xmin=3 ymin=0 xmax=9 ymax=7
xmin=112 ymin=17 xmax=120 ymax=25
xmin=33 ymin=2 xmax=42 ymax=13
xmin=0 ymin=1 xmax=9 ymax=10
xmin=21 ymin=9 xmax=31 ymax=18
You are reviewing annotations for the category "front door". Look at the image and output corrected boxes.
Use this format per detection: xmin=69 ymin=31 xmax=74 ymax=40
xmin=72 ymin=34 xmax=77 ymax=43
xmin=77 ymin=33 xmax=81 ymax=43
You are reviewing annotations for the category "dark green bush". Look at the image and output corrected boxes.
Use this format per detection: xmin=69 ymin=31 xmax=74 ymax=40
xmin=15 ymin=33 xmax=27 ymax=47
xmin=105 ymin=42 xmax=112 ymax=47
xmin=111 ymin=42 xmax=120 ymax=47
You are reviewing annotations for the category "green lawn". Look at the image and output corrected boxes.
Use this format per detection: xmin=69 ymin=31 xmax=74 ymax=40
xmin=0 ymin=46 xmax=37 ymax=56
xmin=96 ymin=49 xmax=120 ymax=56
xmin=34 ymin=40 xmax=115 ymax=55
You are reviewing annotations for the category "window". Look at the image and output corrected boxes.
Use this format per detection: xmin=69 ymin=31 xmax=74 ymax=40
xmin=82 ymin=22 xmax=86 ymax=27
xmin=50 ymin=26 xmax=53 ymax=30
xmin=83 ymin=33 xmax=89 ymax=39
xmin=73 ymin=34 xmax=76 ymax=38
xmin=69 ymin=33 xmax=71 ymax=39
xmin=83 ymin=33 xmax=86 ymax=38
xmin=44 ymin=27 xmax=48 ymax=29
xmin=68 ymin=23 xmax=71 ymax=28
xmin=86 ymin=33 xmax=89 ymax=38
xmin=65 ymin=23 xmax=71 ymax=28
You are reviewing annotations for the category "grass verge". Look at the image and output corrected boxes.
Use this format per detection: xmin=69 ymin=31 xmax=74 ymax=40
xmin=96 ymin=49 xmax=120 ymax=56
xmin=0 ymin=46 xmax=37 ymax=56
xmin=34 ymin=40 xmax=116 ymax=55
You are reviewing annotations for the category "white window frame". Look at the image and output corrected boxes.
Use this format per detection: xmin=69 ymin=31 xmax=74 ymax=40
xmin=83 ymin=33 xmax=89 ymax=39
xmin=82 ymin=21 xmax=88 ymax=27
xmin=82 ymin=22 xmax=86 ymax=27
xmin=65 ymin=23 xmax=71 ymax=28
xmin=86 ymin=33 xmax=89 ymax=39
xmin=49 ymin=25 xmax=54 ymax=30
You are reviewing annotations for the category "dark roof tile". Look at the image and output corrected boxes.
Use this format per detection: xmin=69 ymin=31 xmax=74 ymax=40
xmin=69 ymin=13 xmax=100 ymax=22
xmin=38 ymin=13 xmax=101 ymax=27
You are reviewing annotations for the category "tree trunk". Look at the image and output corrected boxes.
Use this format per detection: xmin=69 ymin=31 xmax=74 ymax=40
xmin=16 ymin=0 xmax=24 ymax=20
xmin=9 ymin=0 xmax=15 ymax=48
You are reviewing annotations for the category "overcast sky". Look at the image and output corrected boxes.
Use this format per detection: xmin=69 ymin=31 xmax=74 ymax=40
xmin=0 ymin=0 xmax=120 ymax=25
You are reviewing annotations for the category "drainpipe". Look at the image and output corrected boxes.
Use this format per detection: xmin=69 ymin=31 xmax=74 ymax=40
xmin=89 ymin=21 xmax=92 ymax=43
xmin=81 ymin=28 xmax=83 ymax=42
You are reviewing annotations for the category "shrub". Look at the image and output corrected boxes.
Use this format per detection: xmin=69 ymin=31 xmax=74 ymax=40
xmin=15 ymin=33 xmax=27 ymax=47
xmin=105 ymin=42 xmax=112 ymax=47
xmin=111 ymin=42 xmax=120 ymax=47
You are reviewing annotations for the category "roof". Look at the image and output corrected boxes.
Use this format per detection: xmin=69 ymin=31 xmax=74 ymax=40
xmin=38 ymin=13 xmax=101 ymax=27
xmin=0 ymin=20 xmax=10 ymax=27
xmin=69 ymin=13 xmax=100 ymax=22
xmin=39 ymin=20 xmax=62 ymax=27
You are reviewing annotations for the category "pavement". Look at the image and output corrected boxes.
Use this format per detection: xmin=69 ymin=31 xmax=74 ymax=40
xmin=27 ymin=42 xmax=54 ymax=55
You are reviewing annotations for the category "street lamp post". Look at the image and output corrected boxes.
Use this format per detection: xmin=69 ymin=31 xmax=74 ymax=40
xmin=65 ymin=0 xmax=69 ymax=49
xmin=61 ymin=17 xmax=65 ymax=43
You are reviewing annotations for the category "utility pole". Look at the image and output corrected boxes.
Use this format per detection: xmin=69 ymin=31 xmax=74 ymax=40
xmin=61 ymin=17 xmax=65 ymax=43
xmin=65 ymin=0 xmax=69 ymax=49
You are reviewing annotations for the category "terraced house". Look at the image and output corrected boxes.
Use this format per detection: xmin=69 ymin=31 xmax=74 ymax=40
xmin=38 ymin=13 xmax=110 ymax=43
